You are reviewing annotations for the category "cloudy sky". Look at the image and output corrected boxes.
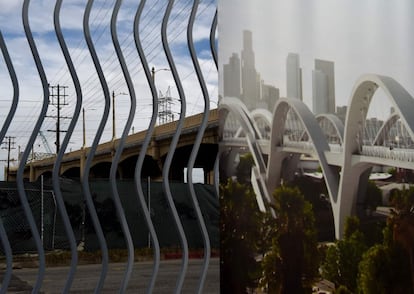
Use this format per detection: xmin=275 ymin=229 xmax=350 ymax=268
xmin=219 ymin=0 xmax=414 ymax=118
xmin=0 ymin=0 xmax=217 ymax=179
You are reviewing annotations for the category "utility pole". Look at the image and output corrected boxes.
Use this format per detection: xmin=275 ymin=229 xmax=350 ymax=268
xmin=112 ymin=91 xmax=128 ymax=140
xmin=47 ymin=84 xmax=69 ymax=154
xmin=1 ymin=136 xmax=16 ymax=182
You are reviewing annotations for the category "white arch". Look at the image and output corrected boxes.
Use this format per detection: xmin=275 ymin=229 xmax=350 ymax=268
xmin=343 ymin=74 xmax=414 ymax=156
xmin=219 ymin=97 xmax=263 ymax=139
xmin=373 ymin=112 xmax=399 ymax=146
xmin=219 ymin=96 xmax=272 ymax=211
xmin=338 ymin=74 xmax=414 ymax=238
xmin=250 ymin=108 xmax=273 ymax=128
xmin=315 ymin=113 xmax=344 ymax=145
xmin=267 ymin=98 xmax=339 ymax=204
xmin=234 ymin=108 xmax=272 ymax=138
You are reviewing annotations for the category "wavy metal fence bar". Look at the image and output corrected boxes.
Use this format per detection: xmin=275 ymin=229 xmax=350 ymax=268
xmin=0 ymin=0 xmax=218 ymax=292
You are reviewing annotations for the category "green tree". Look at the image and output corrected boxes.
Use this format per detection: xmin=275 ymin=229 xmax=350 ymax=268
xmin=388 ymin=186 xmax=414 ymax=291
xmin=357 ymin=187 xmax=414 ymax=293
xmin=235 ymin=153 xmax=255 ymax=184
xmin=260 ymin=186 xmax=319 ymax=293
xmin=335 ymin=285 xmax=352 ymax=294
xmin=358 ymin=240 xmax=412 ymax=293
xmin=220 ymin=178 xmax=263 ymax=293
xmin=321 ymin=216 xmax=367 ymax=292
xmin=364 ymin=180 xmax=383 ymax=212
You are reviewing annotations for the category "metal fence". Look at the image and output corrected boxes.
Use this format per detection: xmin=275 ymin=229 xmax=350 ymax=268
xmin=0 ymin=0 xmax=218 ymax=293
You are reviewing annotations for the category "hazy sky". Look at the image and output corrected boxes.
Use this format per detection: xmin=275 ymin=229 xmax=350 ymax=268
xmin=0 ymin=0 xmax=217 ymax=179
xmin=218 ymin=0 xmax=414 ymax=118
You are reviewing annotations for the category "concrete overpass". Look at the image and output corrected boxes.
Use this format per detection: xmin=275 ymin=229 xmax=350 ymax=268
xmin=8 ymin=109 xmax=218 ymax=183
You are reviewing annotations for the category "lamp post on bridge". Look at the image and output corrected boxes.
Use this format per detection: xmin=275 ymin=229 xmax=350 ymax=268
xmin=151 ymin=66 xmax=170 ymax=82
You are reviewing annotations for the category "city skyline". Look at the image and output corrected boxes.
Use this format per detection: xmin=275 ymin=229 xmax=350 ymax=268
xmin=222 ymin=29 xmax=339 ymax=118
xmin=219 ymin=0 xmax=414 ymax=121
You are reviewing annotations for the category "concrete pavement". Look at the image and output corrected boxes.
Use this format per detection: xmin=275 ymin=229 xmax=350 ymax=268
xmin=1 ymin=258 xmax=219 ymax=293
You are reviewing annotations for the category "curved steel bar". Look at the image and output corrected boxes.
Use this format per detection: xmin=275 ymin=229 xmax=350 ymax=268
xmin=53 ymin=0 xmax=82 ymax=291
xmin=0 ymin=30 xmax=17 ymax=293
xmin=209 ymin=9 xmax=217 ymax=69
xmin=186 ymin=1 xmax=211 ymax=292
xmin=209 ymin=9 xmax=219 ymax=197
xmin=0 ymin=221 xmax=11 ymax=294
xmin=161 ymin=0 xmax=189 ymax=292
xmin=213 ymin=152 xmax=220 ymax=197
xmin=133 ymin=1 xmax=161 ymax=292
xmin=82 ymin=0 xmax=110 ymax=291
xmin=19 ymin=0 xmax=47 ymax=291
xmin=110 ymin=0 xmax=135 ymax=292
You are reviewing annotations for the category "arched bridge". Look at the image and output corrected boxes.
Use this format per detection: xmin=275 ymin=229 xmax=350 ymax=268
xmin=220 ymin=74 xmax=414 ymax=239
xmin=9 ymin=109 xmax=218 ymax=183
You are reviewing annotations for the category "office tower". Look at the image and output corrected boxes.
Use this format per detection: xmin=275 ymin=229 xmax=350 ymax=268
xmin=241 ymin=30 xmax=260 ymax=109
xmin=312 ymin=70 xmax=329 ymax=114
xmin=314 ymin=59 xmax=335 ymax=113
xmin=223 ymin=53 xmax=241 ymax=98
xmin=336 ymin=105 xmax=347 ymax=123
xmin=261 ymin=82 xmax=280 ymax=111
xmin=286 ymin=53 xmax=303 ymax=100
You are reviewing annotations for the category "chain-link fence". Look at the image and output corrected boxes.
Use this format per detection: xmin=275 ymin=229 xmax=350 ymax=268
xmin=0 ymin=183 xmax=58 ymax=252
xmin=0 ymin=180 xmax=219 ymax=253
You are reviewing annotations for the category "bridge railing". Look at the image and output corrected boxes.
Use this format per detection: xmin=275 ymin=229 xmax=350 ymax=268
xmin=361 ymin=145 xmax=414 ymax=162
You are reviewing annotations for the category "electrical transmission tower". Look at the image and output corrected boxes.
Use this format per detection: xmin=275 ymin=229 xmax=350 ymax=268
xmin=47 ymin=84 xmax=69 ymax=154
xmin=1 ymin=136 xmax=16 ymax=181
xmin=158 ymin=86 xmax=175 ymax=125
xmin=38 ymin=131 xmax=54 ymax=155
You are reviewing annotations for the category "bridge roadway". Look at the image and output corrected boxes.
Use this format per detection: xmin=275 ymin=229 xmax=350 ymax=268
xmin=8 ymin=109 xmax=218 ymax=182
xmin=222 ymin=136 xmax=414 ymax=170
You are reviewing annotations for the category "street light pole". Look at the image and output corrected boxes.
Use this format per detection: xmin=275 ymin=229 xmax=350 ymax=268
xmin=151 ymin=66 xmax=170 ymax=83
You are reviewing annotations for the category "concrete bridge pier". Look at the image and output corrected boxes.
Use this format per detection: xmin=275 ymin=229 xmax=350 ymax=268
xmin=334 ymin=162 xmax=373 ymax=238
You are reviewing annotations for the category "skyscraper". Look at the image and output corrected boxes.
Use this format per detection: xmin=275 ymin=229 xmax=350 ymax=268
xmin=241 ymin=30 xmax=260 ymax=109
xmin=312 ymin=69 xmax=329 ymax=114
xmin=261 ymin=82 xmax=280 ymax=111
xmin=314 ymin=59 xmax=335 ymax=114
xmin=286 ymin=53 xmax=303 ymax=100
xmin=223 ymin=53 xmax=241 ymax=98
